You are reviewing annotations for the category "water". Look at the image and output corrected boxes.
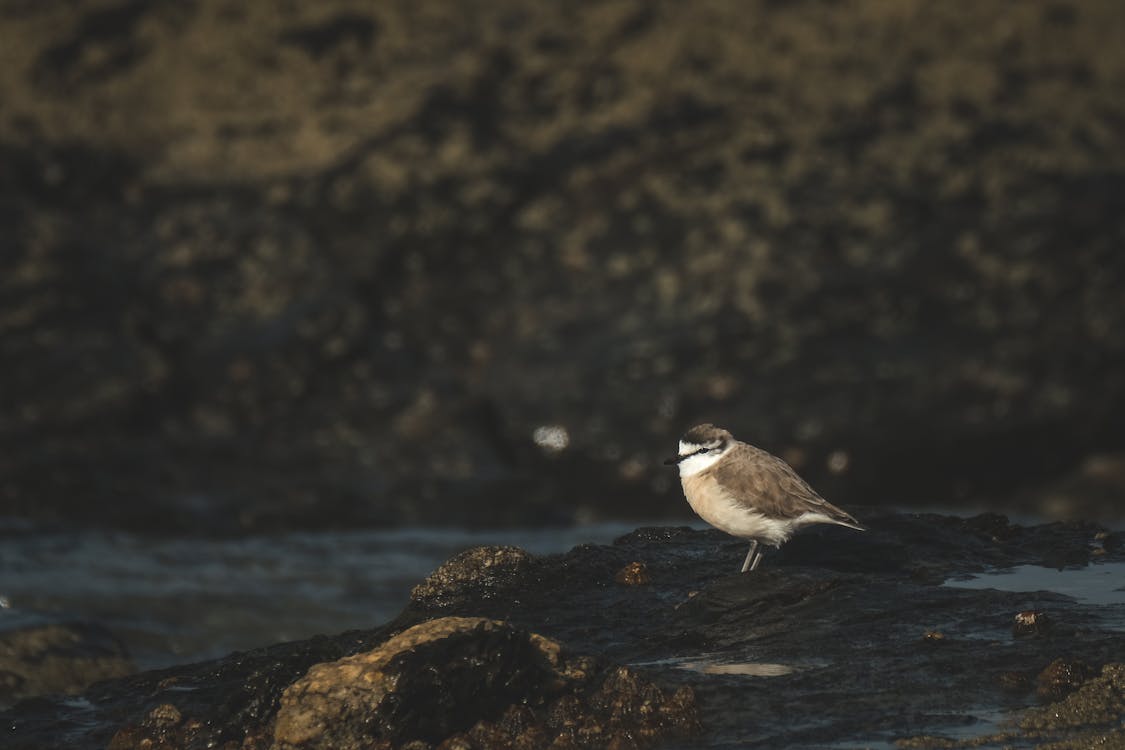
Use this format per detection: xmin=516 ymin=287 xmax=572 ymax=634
xmin=943 ymin=561 xmax=1125 ymax=635
xmin=635 ymin=655 xmax=802 ymax=677
xmin=825 ymin=708 xmax=1013 ymax=750
xmin=0 ymin=523 xmax=642 ymax=669
xmin=944 ymin=562 xmax=1125 ymax=606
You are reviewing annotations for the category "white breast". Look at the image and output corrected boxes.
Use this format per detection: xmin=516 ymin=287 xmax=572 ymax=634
xmin=681 ymin=473 xmax=793 ymax=546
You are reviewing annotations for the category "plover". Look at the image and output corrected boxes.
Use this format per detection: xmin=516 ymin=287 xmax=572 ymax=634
xmin=664 ymin=423 xmax=864 ymax=573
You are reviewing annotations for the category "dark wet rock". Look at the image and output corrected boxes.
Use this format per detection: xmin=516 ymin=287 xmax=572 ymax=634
xmin=106 ymin=616 xmax=695 ymax=750
xmin=0 ymin=617 xmax=134 ymax=708
xmin=146 ymin=702 xmax=182 ymax=728
xmin=3 ymin=513 xmax=1125 ymax=749
xmin=106 ymin=702 xmax=216 ymax=750
xmin=1023 ymin=663 xmax=1125 ymax=732
xmin=1036 ymin=658 xmax=1094 ymax=702
xmin=1103 ymin=530 xmax=1125 ymax=554
xmin=906 ymin=662 xmax=1125 ymax=749
xmin=81 ymin=629 xmax=384 ymax=750
xmin=271 ymin=616 xmax=608 ymax=749
xmin=410 ymin=546 xmax=538 ymax=608
xmin=2 ymin=2 xmax=1125 ymax=533
xmin=587 ymin=667 xmax=699 ymax=742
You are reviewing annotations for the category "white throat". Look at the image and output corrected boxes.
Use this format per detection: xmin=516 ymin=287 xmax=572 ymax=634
xmin=677 ymin=442 xmax=730 ymax=477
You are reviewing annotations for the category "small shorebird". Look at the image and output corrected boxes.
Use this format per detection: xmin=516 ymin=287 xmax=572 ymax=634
xmin=664 ymin=423 xmax=864 ymax=573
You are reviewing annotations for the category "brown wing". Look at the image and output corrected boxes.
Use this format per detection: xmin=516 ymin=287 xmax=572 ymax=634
xmin=710 ymin=443 xmax=862 ymax=526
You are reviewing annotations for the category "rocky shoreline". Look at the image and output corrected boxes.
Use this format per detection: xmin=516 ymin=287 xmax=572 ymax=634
xmin=4 ymin=512 xmax=1124 ymax=749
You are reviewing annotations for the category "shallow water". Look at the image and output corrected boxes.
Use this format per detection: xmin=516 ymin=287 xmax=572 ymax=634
xmin=0 ymin=522 xmax=642 ymax=669
xmin=944 ymin=560 xmax=1125 ymax=638
xmin=824 ymin=708 xmax=1014 ymax=750
xmin=633 ymin=653 xmax=811 ymax=677
xmin=944 ymin=561 xmax=1125 ymax=607
xmin=3 ymin=521 xmax=1121 ymax=676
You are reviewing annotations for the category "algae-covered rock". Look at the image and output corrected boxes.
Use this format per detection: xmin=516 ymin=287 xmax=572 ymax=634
xmin=1022 ymin=663 xmax=1125 ymax=733
xmin=270 ymin=616 xmax=695 ymax=750
xmin=410 ymin=547 xmax=537 ymax=607
xmin=1035 ymin=658 xmax=1094 ymax=702
xmin=0 ymin=619 xmax=134 ymax=708
xmin=273 ymin=617 xmax=573 ymax=747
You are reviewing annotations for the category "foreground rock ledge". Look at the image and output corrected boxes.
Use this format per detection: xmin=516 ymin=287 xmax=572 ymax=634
xmin=111 ymin=616 xmax=698 ymax=750
xmin=6 ymin=514 xmax=1125 ymax=749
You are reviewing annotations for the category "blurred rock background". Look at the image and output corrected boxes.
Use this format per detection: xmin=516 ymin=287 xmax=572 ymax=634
xmin=1 ymin=0 xmax=1123 ymax=532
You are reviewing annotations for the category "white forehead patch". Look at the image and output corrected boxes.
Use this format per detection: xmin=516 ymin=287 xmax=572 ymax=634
xmin=676 ymin=443 xmax=730 ymax=477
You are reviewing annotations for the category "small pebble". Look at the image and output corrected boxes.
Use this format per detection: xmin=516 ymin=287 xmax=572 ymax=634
xmin=1013 ymin=610 xmax=1051 ymax=639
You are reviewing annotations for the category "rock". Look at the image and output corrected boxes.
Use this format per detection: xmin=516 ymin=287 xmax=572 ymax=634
xmin=272 ymin=616 xmax=696 ymax=749
xmin=1026 ymin=665 xmax=1125 ymax=737
xmin=588 ymin=666 xmax=699 ymax=740
xmin=613 ymin=562 xmax=651 ymax=586
xmin=410 ymin=546 xmax=537 ymax=607
xmin=1036 ymin=658 xmax=1094 ymax=702
xmin=4 ymin=513 xmax=1125 ymax=749
xmin=1013 ymin=610 xmax=1052 ymax=639
xmin=101 ymin=629 xmax=383 ymax=750
xmin=1103 ymin=531 xmax=1125 ymax=554
xmin=107 ymin=703 xmax=200 ymax=750
xmin=145 ymin=702 xmax=181 ymax=728
xmin=0 ymin=618 xmax=133 ymax=708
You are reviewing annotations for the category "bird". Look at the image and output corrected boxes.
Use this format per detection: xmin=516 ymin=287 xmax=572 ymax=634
xmin=664 ymin=423 xmax=864 ymax=573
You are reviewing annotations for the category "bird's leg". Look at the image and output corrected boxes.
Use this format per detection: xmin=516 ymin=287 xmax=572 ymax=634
xmin=740 ymin=540 xmax=759 ymax=573
xmin=749 ymin=548 xmax=764 ymax=571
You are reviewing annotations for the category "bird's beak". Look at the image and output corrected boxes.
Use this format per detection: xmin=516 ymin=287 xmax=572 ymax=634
xmin=663 ymin=455 xmax=682 ymax=466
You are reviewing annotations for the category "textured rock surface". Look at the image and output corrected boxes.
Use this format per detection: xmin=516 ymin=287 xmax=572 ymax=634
xmin=271 ymin=617 xmax=694 ymax=749
xmin=1022 ymin=662 xmax=1125 ymax=734
xmin=410 ymin=547 xmax=538 ymax=607
xmin=272 ymin=617 xmax=570 ymax=747
xmin=901 ymin=662 xmax=1125 ymax=748
xmin=103 ymin=616 xmax=696 ymax=750
xmin=4 ymin=512 xmax=1124 ymax=749
xmin=0 ymin=618 xmax=134 ymax=709
xmin=2 ymin=0 xmax=1125 ymax=531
